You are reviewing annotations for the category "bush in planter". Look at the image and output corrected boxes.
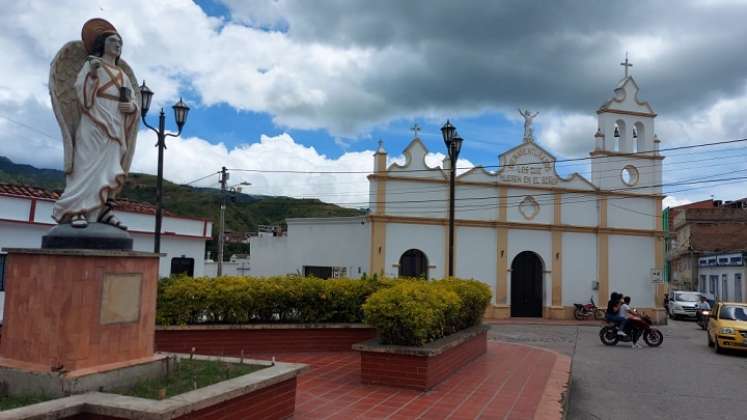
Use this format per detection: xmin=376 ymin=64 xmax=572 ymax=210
xmin=362 ymin=281 xmax=462 ymax=346
xmin=363 ymin=279 xmax=492 ymax=346
xmin=156 ymin=275 xmax=384 ymax=325
xmin=436 ymin=279 xmax=492 ymax=331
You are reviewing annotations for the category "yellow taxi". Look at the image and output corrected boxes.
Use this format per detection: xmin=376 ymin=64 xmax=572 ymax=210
xmin=707 ymin=302 xmax=747 ymax=353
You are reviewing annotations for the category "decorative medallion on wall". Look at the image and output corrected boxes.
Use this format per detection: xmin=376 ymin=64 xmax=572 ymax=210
xmin=518 ymin=196 xmax=540 ymax=220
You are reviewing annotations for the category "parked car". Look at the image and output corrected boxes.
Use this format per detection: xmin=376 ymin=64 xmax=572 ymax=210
xmin=668 ymin=291 xmax=703 ymax=319
xmin=707 ymin=302 xmax=747 ymax=354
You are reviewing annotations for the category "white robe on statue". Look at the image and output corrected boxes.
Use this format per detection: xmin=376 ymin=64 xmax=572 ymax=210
xmin=53 ymin=60 xmax=138 ymax=223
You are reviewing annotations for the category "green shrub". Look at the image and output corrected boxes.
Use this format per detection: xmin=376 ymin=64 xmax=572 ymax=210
xmin=362 ymin=280 xmax=461 ymax=346
xmin=156 ymin=275 xmax=492 ymax=346
xmin=156 ymin=275 xmax=384 ymax=325
xmin=436 ymin=279 xmax=492 ymax=331
xmin=363 ymin=278 xmax=492 ymax=346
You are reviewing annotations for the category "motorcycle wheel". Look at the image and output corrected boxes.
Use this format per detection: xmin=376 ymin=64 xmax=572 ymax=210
xmin=643 ymin=329 xmax=663 ymax=347
xmin=599 ymin=327 xmax=619 ymax=346
xmin=574 ymin=308 xmax=586 ymax=320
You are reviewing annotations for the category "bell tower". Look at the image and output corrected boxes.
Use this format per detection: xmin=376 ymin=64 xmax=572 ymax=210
xmin=591 ymin=56 xmax=663 ymax=194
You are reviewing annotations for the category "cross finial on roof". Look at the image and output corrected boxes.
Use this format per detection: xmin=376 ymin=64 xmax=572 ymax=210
xmin=376 ymin=139 xmax=386 ymax=154
xmin=410 ymin=123 xmax=421 ymax=138
xmin=620 ymin=52 xmax=633 ymax=78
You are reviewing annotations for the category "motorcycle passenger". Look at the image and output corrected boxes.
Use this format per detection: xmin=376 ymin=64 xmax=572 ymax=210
xmin=606 ymin=292 xmax=627 ymax=336
xmin=696 ymin=295 xmax=711 ymax=310
xmin=620 ymin=296 xmax=643 ymax=346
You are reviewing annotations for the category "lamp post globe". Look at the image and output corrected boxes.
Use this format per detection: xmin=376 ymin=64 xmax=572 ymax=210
xmin=441 ymin=120 xmax=456 ymax=147
xmin=172 ymin=97 xmax=190 ymax=129
xmin=139 ymin=81 xmax=154 ymax=117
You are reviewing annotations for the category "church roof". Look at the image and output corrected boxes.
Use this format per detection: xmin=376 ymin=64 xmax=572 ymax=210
xmin=597 ymin=76 xmax=656 ymax=116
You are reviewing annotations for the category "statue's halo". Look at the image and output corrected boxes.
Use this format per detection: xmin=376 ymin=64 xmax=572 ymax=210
xmin=81 ymin=18 xmax=118 ymax=54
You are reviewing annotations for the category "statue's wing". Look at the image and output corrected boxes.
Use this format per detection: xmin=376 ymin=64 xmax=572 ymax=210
xmin=49 ymin=41 xmax=87 ymax=174
xmin=118 ymin=58 xmax=140 ymax=174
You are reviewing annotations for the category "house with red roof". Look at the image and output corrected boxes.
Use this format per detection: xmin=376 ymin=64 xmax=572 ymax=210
xmin=0 ymin=183 xmax=212 ymax=320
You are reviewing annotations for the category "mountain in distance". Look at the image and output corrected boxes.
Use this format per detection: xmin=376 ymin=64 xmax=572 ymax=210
xmin=0 ymin=156 xmax=366 ymax=238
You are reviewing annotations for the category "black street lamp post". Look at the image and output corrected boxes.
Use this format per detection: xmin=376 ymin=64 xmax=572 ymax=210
xmin=139 ymin=81 xmax=190 ymax=253
xmin=441 ymin=120 xmax=463 ymax=278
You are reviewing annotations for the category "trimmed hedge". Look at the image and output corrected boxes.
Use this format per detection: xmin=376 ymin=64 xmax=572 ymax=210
xmin=363 ymin=279 xmax=492 ymax=346
xmin=156 ymin=275 xmax=383 ymax=325
xmin=156 ymin=276 xmax=492 ymax=346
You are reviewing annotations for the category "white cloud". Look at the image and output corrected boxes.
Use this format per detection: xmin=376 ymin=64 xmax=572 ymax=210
xmin=0 ymin=0 xmax=745 ymax=207
xmin=130 ymin=131 xmax=473 ymax=208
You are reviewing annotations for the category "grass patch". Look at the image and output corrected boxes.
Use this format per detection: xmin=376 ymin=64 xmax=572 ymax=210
xmin=115 ymin=358 xmax=266 ymax=400
xmin=0 ymin=394 xmax=57 ymax=411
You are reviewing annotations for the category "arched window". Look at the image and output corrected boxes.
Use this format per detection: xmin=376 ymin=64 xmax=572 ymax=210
xmin=633 ymin=121 xmax=645 ymax=153
xmin=614 ymin=120 xmax=626 ymax=152
xmin=398 ymin=249 xmax=428 ymax=279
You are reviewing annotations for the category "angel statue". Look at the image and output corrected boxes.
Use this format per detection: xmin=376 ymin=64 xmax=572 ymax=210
xmin=518 ymin=108 xmax=539 ymax=141
xmin=49 ymin=18 xmax=140 ymax=230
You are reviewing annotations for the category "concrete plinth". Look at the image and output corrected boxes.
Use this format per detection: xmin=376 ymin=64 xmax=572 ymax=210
xmin=0 ymin=248 xmax=159 ymax=379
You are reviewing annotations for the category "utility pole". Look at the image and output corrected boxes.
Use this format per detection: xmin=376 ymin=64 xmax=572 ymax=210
xmin=217 ymin=166 xmax=228 ymax=276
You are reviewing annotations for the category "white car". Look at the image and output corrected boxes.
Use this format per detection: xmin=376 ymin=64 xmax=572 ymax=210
xmin=668 ymin=291 xmax=703 ymax=319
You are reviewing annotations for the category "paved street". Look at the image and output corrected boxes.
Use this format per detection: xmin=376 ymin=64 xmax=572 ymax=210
xmin=489 ymin=319 xmax=747 ymax=420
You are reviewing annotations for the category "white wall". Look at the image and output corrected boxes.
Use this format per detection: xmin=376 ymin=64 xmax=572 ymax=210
xmin=384 ymin=180 xmax=447 ymax=219
xmin=608 ymin=235 xmax=655 ymax=307
xmin=607 ymin=196 xmax=657 ymax=230
xmin=455 ymin=185 xmax=498 ymax=221
xmin=561 ymin=232 xmax=598 ymax=305
xmin=385 ymin=222 xmax=444 ymax=278
xmin=0 ymin=197 xmax=31 ymax=221
xmin=698 ymin=265 xmax=747 ymax=303
xmin=249 ymin=217 xmax=370 ymax=278
xmin=561 ymin=193 xmax=598 ymax=227
xmin=455 ymin=226 xmax=497 ymax=301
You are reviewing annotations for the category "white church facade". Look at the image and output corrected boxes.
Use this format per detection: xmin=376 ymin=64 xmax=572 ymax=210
xmin=250 ymin=71 xmax=666 ymax=321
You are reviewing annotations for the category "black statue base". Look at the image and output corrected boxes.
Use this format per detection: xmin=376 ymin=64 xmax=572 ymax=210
xmin=42 ymin=222 xmax=133 ymax=250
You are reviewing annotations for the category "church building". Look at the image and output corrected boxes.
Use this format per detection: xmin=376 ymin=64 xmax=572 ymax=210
xmin=249 ymin=66 xmax=666 ymax=321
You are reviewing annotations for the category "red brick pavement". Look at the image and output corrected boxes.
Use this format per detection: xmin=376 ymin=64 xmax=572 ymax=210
xmin=250 ymin=341 xmax=570 ymax=420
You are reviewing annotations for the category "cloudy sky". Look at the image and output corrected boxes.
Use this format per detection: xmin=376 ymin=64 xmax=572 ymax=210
xmin=1 ymin=0 xmax=746 ymax=208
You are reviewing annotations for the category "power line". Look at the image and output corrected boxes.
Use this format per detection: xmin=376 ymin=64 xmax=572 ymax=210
xmin=0 ymin=113 xmax=59 ymax=140
xmin=227 ymin=137 xmax=747 ymax=175
xmin=283 ymin=150 xmax=747 ymax=199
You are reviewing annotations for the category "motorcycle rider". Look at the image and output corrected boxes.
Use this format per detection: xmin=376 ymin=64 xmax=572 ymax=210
xmin=696 ymin=295 xmax=711 ymax=326
xmin=606 ymin=292 xmax=627 ymax=336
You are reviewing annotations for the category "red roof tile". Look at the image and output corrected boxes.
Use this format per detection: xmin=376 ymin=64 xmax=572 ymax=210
xmin=0 ymin=183 xmax=175 ymax=217
xmin=0 ymin=183 xmax=60 ymax=200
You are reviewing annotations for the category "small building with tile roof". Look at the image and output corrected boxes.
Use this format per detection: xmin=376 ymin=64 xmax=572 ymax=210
xmin=0 ymin=183 xmax=212 ymax=320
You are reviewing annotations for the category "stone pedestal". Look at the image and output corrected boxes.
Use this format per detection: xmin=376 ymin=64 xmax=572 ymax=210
xmin=0 ymin=248 xmax=159 ymax=376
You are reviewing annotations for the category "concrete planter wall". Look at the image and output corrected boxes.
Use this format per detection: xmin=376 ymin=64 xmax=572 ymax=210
xmin=155 ymin=323 xmax=377 ymax=355
xmin=0 ymin=355 xmax=307 ymax=420
xmin=352 ymin=325 xmax=489 ymax=390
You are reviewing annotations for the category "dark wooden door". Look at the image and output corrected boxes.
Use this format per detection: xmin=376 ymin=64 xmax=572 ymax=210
xmin=399 ymin=249 xmax=428 ymax=279
xmin=510 ymin=251 xmax=543 ymax=317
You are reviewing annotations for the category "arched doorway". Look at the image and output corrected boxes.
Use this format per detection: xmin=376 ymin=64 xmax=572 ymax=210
xmin=399 ymin=249 xmax=428 ymax=279
xmin=510 ymin=251 xmax=543 ymax=317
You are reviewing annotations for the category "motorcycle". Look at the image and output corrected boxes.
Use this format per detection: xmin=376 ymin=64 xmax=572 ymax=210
xmin=696 ymin=308 xmax=711 ymax=330
xmin=599 ymin=313 xmax=664 ymax=347
xmin=574 ymin=297 xmax=605 ymax=320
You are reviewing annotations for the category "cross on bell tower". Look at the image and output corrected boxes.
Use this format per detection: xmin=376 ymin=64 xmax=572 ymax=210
xmin=410 ymin=123 xmax=421 ymax=139
xmin=620 ymin=52 xmax=633 ymax=78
